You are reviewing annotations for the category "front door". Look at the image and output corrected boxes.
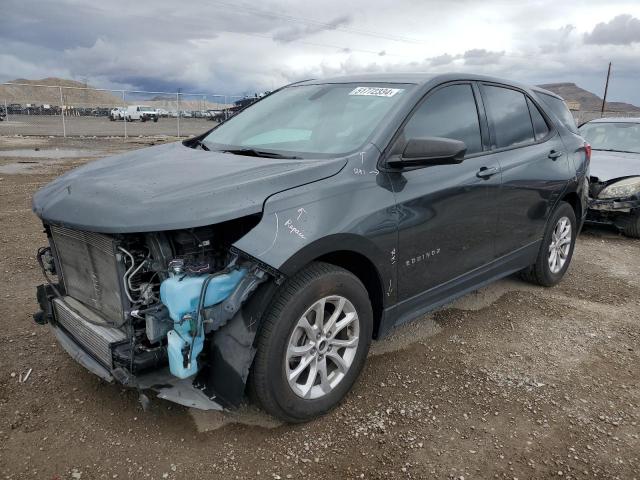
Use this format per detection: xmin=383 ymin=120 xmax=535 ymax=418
xmin=387 ymin=83 xmax=501 ymax=301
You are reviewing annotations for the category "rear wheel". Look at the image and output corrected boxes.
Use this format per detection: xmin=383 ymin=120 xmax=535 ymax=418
xmin=250 ymin=262 xmax=372 ymax=423
xmin=521 ymin=202 xmax=576 ymax=287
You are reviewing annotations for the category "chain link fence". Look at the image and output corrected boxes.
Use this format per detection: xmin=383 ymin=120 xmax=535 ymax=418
xmin=0 ymin=82 xmax=250 ymax=138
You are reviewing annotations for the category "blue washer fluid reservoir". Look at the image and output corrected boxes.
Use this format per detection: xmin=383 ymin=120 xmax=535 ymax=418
xmin=160 ymin=268 xmax=246 ymax=379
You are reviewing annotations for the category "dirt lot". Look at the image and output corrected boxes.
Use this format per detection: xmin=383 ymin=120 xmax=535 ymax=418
xmin=0 ymin=137 xmax=638 ymax=480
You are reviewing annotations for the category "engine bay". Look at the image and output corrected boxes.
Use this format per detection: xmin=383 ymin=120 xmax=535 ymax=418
xmin=36 ymin=214 xmax=270 ymax=405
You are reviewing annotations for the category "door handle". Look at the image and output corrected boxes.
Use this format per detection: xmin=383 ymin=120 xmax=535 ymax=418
xmin=548 ymin=150 xmax=564 ymax=160
xmin=476 ymin=166 xmax=500 ymax=179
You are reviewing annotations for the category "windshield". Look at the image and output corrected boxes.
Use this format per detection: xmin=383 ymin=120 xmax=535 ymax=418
xmin=202 ymin=83 xmax=413 ymax=157
xmin=579 ymin=122 xmax=640 ymax=154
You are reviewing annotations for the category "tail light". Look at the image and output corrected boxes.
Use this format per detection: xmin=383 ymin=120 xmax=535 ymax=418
xmin=584 ymin=142 xmax=592 ymax=162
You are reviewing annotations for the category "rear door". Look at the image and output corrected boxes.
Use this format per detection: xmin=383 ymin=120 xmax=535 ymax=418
xmin=480 ymin=83 xmax=571 ymax=257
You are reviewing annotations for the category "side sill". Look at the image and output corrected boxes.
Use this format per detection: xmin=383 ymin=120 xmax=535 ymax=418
xmin=377 ymin=241 xmax=540 ymax=338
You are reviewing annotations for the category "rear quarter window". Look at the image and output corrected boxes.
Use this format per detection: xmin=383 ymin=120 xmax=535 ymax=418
xmin=527 ymin=97 xmax=550 ymax=140
xmin=538 ymin=93 xmax=579 ymax=134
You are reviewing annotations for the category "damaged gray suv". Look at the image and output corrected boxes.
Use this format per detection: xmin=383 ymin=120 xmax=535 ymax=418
xmin=33 ymin=74 xmax=589 ymax=422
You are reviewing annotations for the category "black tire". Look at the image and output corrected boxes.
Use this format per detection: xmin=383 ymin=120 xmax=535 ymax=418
xmin=620 ymin=211 xmax=640 ymax=239
xmin=153 ymin=116 xmax=158 ymax=123
xmin=250 ymin=262 xmax=373 ymax=423
xmin=520 ymin=201 xmax=577 ymax=287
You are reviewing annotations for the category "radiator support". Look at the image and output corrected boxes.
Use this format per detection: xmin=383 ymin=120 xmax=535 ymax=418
xmin=52 ymin=296 xmax=127 ymax=368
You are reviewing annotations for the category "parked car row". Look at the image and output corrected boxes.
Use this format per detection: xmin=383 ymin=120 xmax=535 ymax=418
xmin=0 ymin=102 xmax=234 ymax=121
xmin=107 ymin=106 xmax=232 ymax=121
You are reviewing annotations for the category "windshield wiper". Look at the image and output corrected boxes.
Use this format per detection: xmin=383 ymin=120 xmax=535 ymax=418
xmin=192 ymin=139 xmax=210 ymax=151
xmin=220 ymin=148 xmax=300 ymax=159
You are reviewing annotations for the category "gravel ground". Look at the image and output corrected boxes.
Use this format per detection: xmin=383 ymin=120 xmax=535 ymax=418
xmin=0 ymin=137 xmax=638 ymax=480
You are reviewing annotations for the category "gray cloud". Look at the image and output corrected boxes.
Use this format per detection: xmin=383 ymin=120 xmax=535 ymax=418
xmin=1 ymin=1 xmax=640 ymax=106
xmin=429 ymin=53 xmax=454 ymax=66
xmin=584 ymin=14 xmax=640 ymax=45
xmin=463 ymin=49 xmax=505 ymax=65
xmin=272 ymin=14 xmax=352 ymax=43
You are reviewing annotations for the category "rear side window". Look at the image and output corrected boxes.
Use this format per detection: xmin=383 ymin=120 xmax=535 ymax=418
xmin=483 ymin=85 xmax=535 ymax=149
xmin=403 ymin=84 xmax=482 ymax=155
xmin=527 ymin=97 xmax=550 ymax=140
xmin=538 ymin=93 xmax=579 ymax=134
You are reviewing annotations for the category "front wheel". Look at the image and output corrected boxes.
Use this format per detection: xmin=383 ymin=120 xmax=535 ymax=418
xmin=250 ymin=262 xmax=373 ymax=423
xmin=620 ymin=211 xmax=640 ymax=238
xmin=521 ymin=201 xmax=577 ymax=287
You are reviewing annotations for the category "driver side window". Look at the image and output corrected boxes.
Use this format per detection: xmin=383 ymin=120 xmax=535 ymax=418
xmin=404 ymin=84 xmax=483 ymax=155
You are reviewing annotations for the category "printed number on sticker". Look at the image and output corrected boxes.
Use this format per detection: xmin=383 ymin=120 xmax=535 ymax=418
xmin=349 ymin=87 xmax=403 ymax=97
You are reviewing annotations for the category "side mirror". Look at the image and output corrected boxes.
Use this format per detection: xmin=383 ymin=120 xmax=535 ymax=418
xmin=389 ymin=137 xmax=467 ymax=168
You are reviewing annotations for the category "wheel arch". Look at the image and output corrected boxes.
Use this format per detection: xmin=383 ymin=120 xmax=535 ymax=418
xmin=560 ymin=190 xmax=582 ymax=226
xmin=275 ymin=235 xmax=389 ymax=340
xmin=314 ymin=250 xmax=385 ymax=339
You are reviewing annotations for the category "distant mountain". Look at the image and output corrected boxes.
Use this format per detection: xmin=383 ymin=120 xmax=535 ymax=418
xmin=538 ymin=82 xmax=640 ymax=112
xmin=0 ymin=78 xmax=122 ymax=107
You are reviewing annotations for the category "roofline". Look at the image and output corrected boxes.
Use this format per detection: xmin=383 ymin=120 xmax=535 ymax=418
xmin=531 ymin=86 xmax=564 ymax=101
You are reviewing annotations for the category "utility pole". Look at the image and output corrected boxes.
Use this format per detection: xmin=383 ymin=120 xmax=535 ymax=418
xmin=600 ymin=62 xmax=612 ymax=118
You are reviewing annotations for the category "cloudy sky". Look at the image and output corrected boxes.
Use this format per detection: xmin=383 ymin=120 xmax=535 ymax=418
xmin=2 ymin=0 xmax=640 ymax=104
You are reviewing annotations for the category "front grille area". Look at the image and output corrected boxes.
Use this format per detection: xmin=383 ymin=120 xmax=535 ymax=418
xmin=53 ymin=296 xmax=126 ymax=368
xmin=50 ymin=225 xmax=125 ymax=324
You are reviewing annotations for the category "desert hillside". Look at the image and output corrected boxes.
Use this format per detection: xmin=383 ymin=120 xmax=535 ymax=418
xmin=0 ymin=78 xmax=122 ymax=106
xmin=538 ymin=82 xmax=640 ymax=112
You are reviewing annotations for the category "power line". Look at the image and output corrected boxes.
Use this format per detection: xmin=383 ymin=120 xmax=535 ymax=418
xmin=226 ymin=29 xmax=416 ymax=58
xmin=207 ymin=0 xmax=430 ymax=45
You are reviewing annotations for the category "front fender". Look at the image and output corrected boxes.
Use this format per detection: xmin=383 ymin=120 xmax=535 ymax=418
xmin=232 ymin=155 xmax=398 ymax=305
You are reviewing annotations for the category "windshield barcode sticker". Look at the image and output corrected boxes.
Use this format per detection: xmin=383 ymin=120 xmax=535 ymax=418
xmin=349 ymin=87 xmax=403 ymax=97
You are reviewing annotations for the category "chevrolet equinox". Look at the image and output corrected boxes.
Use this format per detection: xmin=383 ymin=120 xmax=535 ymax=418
xmin=33 ymin=73 xmax=589 ymax=422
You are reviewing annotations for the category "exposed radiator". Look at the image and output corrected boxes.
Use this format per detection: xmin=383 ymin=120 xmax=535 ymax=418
xmin=53 ymin=296 xmax=126 ymax=368
xmin=50 ymin=225 xmax=125 ymax=325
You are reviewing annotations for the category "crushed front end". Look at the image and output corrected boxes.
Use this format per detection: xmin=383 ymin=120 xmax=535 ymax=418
xmin=587 ymin=176 xmax=640 ymax=231
xmin=34 ymin=219 xmax=276 ymax=410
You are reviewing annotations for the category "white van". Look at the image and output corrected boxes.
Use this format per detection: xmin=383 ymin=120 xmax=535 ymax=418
xmin=126 ymin=106 xmax=158 ymax=122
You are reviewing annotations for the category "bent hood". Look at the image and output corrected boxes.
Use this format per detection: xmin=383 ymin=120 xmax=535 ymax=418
xmin=590 ymin=150 xmax=640 ymax=182
xmin=33 ymin=142 xmax=347 ymax=233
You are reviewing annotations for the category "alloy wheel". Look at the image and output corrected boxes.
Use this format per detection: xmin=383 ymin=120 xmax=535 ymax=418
xmin=548 ymin=216 xmax=572 ymax=274
xmin=285 ymin=295 xmax=360 ymax=399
